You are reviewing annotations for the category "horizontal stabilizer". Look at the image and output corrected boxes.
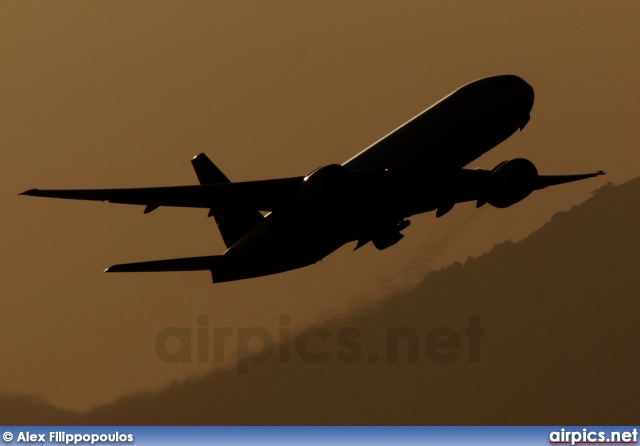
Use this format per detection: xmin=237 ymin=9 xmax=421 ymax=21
xmin=534 ymin=171 xmax=605 ymax=190
xmin=105 ymin=255 xmax=227 ymax=272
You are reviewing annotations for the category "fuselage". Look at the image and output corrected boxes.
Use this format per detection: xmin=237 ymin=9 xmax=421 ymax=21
xmin=216 ymin=75 xmax=535 ymax=282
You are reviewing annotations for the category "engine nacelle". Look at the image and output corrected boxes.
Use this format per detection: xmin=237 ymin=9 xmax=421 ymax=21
xmin=298 ymin=164 xmax=350 ymax=215
xmin=484 ymin=158 xmax=538 ymax=208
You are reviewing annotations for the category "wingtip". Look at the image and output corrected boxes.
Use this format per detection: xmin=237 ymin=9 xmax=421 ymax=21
xmin=19 ymin=189 xmax=38 ymax=196
xmin=105 ymin=264 xmax=133 ymax=272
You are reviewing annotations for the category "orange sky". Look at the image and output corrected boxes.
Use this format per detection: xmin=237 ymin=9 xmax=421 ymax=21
xmin=1 ymin=1 xmax=639 ymax=411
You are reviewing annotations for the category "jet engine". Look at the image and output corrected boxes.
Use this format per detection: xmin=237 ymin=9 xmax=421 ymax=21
xmin=483 ymin=158 xmax=538 ymax=208
xmin=298 ymin=164 xmax=350 ymax=215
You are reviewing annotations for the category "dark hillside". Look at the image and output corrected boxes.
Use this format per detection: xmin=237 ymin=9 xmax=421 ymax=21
xmin=5 ymin=179 xmax=639 ymax=425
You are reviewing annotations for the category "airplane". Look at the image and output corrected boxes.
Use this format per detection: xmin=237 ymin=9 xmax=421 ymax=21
xmin=21 ymin=75 xmax=604 ymax=283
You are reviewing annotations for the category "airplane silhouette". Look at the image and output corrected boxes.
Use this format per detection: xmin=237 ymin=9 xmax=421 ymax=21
xmin=21 ymin=75 xmax=604 ymax=282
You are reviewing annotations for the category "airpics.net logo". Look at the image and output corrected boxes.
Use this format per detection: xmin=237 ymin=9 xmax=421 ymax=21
xmin=549 ymin=428 xmax=638 ymax=445
xmin=154 ymin=315 xmax=484 ymax=374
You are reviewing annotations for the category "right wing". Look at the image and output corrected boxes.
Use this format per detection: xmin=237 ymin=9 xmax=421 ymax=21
xmin=20 ymin=176 xmax=304 ymax=213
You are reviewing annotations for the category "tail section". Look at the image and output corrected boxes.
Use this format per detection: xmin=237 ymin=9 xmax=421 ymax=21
xmin=191 ymin=153 xmax=264 ymax=248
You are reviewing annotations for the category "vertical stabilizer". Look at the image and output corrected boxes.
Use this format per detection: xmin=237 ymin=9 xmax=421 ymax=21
xmin=191 ymin=153 xmax=264 ymax=248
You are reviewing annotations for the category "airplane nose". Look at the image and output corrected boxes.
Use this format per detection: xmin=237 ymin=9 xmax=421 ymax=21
xmin=490 ymin=75 xmax=535 ymax=109
xmin=492 ymin=75 xmax=535 ymax=129
xmin=512 ymin=77 xmax=534 ymax=113
xmin=511 ymin=78 xmax=534 ymax=130
xmin=469 ymin=75 xmax=535 ymax=113
xmin=452 ymin=75 xmax=535 ymax=131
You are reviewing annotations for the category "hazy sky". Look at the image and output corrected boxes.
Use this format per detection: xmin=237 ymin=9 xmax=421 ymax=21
xmin=1 ymin=1 xmax=639 ymax=411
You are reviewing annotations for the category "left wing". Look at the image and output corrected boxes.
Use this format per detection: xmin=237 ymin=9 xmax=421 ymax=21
xmin=20 ymin=177 xmax=304 ymax=213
